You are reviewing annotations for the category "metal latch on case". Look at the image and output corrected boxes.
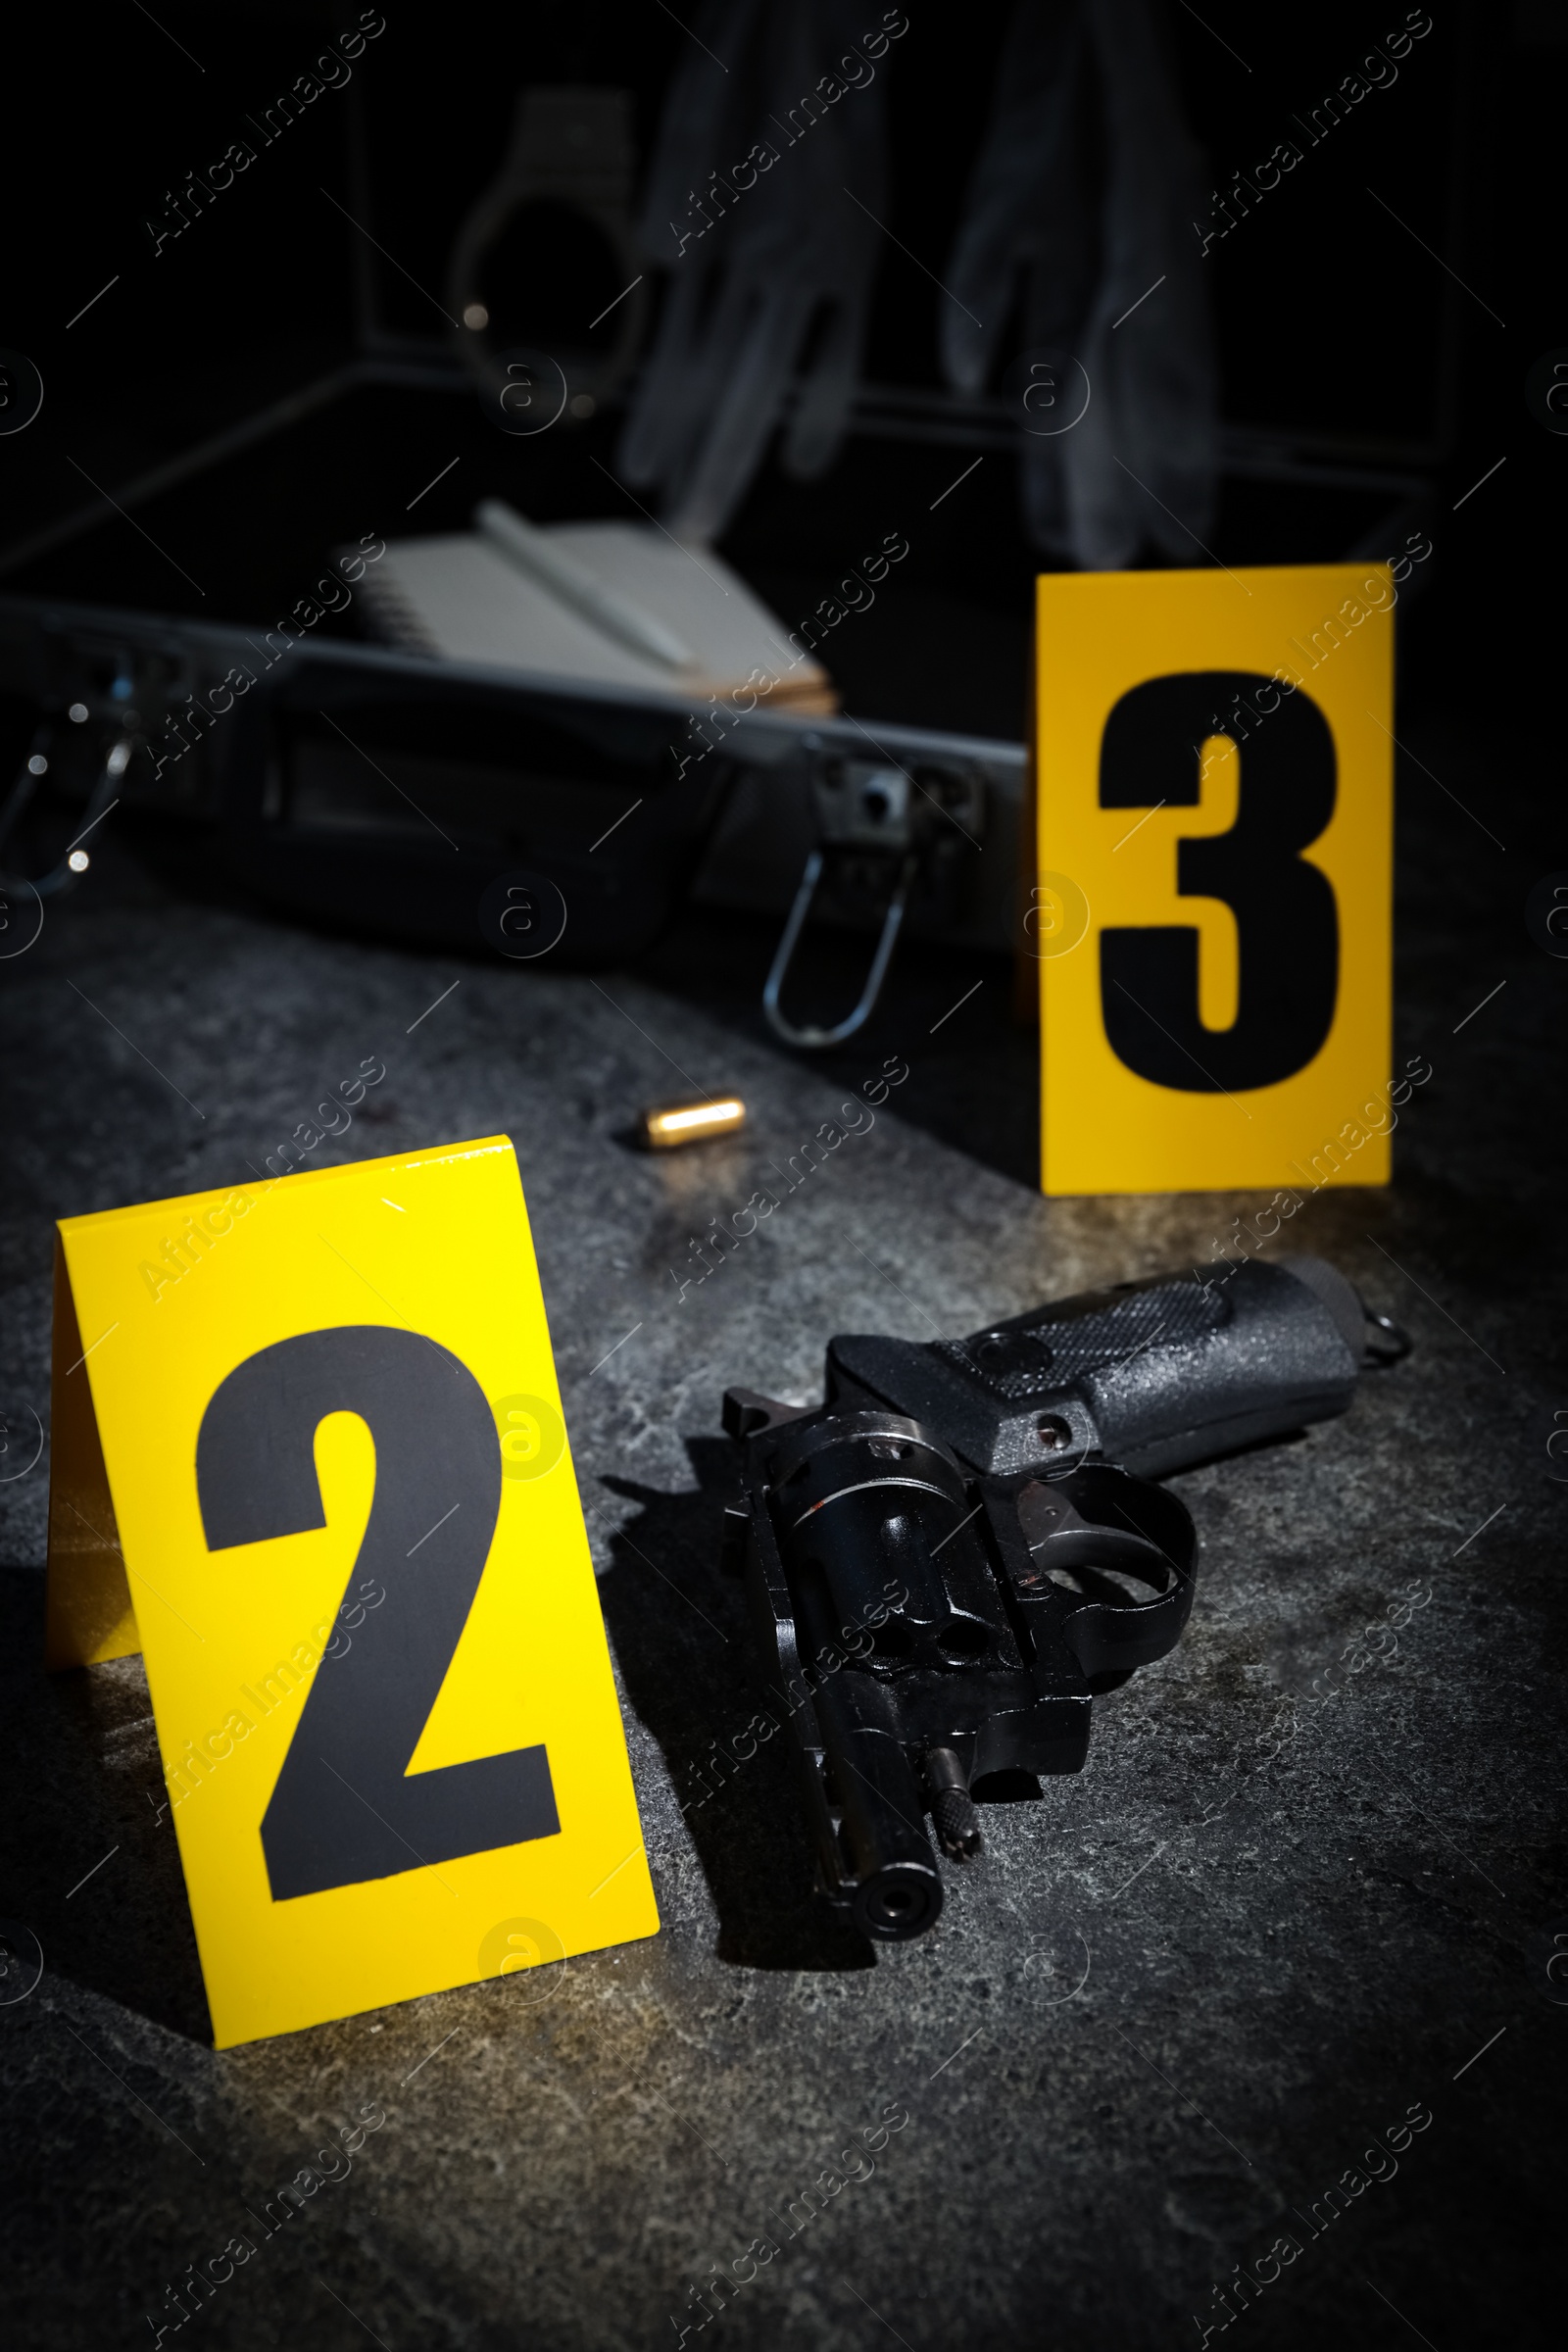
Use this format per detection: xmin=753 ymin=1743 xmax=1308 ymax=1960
xmin=762 ymin=751 xmax=985 ymax=1050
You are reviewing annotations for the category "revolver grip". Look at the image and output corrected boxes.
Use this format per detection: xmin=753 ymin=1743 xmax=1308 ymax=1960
xmin=828 ymin=1255 xmax=1382 ymax=1480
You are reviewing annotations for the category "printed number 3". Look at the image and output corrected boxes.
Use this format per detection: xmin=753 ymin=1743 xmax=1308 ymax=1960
xmin=1097 ymin=669 xmax=1339 ymax=1091
xmin=196 ymin=1326 xmax=560 ymax=1903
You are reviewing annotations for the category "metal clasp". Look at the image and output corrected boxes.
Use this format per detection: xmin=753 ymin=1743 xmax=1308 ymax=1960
xmin=762 ymin=758 xmax=934 ymax=1051
xmin=761 ymin=751 xmax=986 ymax=1049
xmin=0 ymin=719 xmax=133 ymax=900
xmin=763 ymin=844 xmax=915 ymax=1050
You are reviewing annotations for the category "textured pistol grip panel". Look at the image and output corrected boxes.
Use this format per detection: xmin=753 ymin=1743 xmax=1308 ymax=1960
xmin=830 ymin=1257 xmax=1361 ymax=1478
xmin=1076 ymin=1259 xmax=1360 ymax=1475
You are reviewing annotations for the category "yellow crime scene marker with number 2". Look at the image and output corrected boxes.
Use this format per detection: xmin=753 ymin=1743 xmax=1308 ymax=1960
xmin=45 ymin=1136 xmax=658 ymax=2047
xmin=1033 ymin=564 xmax=1395 ymax=1197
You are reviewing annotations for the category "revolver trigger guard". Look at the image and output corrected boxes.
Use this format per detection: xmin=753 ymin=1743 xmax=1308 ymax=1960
xmin=1058 ymin=1572 xmax=1194 ymax=1680
xmin=985 ymin=1463 xmax=1199 ymax=1679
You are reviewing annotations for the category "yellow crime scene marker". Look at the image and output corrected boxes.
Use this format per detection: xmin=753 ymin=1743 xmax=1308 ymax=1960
xmin=1033 ymin=564 xmax=1395 ymax=1197
xmin=46 ymin=1136 xmax=658 ymax=2046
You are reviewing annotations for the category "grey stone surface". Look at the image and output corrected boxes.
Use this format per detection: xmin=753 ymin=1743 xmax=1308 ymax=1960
xmin=0 ymin=759 xmax=1562 ymax=2352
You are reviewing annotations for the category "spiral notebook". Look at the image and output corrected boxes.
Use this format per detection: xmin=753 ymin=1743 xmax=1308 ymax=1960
xmin=356 ymin=520 xmax=837 ymax=713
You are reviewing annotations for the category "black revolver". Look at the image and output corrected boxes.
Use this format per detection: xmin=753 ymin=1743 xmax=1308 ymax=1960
xmin=719 ymin=1255 xmax=1407 ymax=1942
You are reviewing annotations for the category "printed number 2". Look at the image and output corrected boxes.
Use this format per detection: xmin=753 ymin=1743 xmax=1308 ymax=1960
xmin=196 ymin=1325 xmax=559 ymax=1902
xmin=1098 ymin=670 xmax=1339 ymax=1091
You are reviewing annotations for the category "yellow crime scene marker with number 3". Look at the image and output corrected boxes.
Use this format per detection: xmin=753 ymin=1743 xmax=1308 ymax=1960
xmin=45 ymin=1136 xmax=658 ymax=2047
xmin=1034 ymin=564 xmax=1395 ymax=1196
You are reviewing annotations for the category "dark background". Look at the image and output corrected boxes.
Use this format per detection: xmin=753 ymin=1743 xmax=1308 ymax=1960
xmin=0 ymin=0 xmax=1546 ymax=733
xmin=1 ymin=6 xmax=1564 ymax=2351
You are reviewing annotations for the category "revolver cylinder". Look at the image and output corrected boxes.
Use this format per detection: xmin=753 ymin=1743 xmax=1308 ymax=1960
xmin=725 ymin=1400 xmax=1195 ymax=1940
